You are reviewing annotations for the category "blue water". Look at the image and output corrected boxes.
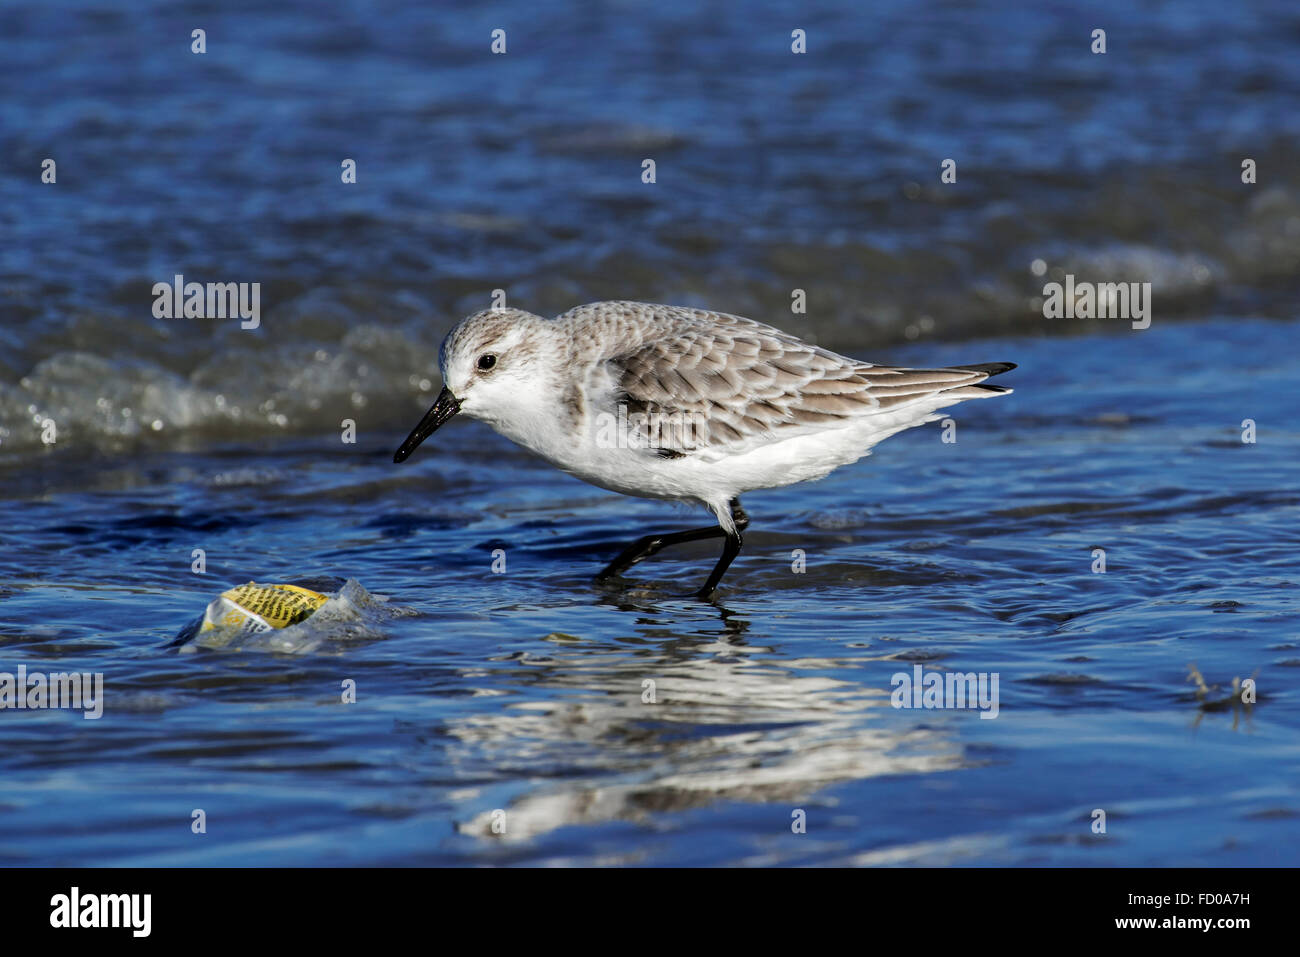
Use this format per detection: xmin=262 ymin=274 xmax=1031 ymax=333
xmin=2 ymin=1 xmax=1299 ymax=865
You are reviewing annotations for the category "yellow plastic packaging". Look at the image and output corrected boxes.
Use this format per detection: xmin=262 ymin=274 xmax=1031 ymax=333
xmin=199 ymin=582 xmax=329 ymax=638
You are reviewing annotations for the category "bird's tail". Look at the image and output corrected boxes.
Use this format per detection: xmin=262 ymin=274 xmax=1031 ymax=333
xmin=942 ymin=361 xmax=1016 ymax=397
xmin=854 ymin=360 xmax=1017 ymax=402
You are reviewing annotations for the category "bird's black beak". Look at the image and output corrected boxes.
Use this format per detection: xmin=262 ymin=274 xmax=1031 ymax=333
xmin=393 ymin=386 xmax=461 ymax=463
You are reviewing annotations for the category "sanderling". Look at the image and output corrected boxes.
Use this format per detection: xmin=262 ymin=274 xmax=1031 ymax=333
xmin=394 ymin=302 xmax=1014 ymax=598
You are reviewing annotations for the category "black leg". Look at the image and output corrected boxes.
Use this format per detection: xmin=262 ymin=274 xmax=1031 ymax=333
xmin=596 ymin=524 xmax=725 ymax=580
xmin=693 ymin=526 xmax=743 ymax=600
xmin=597 ymin=498 xmax=750 ymax=599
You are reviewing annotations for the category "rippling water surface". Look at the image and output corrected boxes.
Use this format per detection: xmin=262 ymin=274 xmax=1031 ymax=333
xmin=2 ymin=1 xmax=1299 ymax=865
xmin=3 ymin=318 xmax=1297 ymax=865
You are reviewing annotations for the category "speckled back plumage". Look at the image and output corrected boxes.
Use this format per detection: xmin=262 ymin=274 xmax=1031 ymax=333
xmin=553 ymin=302 xmax=1011 ymax=459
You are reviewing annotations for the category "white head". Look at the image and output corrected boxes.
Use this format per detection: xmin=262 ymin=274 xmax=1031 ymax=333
xmin=393 ymin=307 xmax=557 ymax=462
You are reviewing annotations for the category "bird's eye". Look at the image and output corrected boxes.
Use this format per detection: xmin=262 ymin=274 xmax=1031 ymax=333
xmin=477 ymin=354 xmax=497 ymax=371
